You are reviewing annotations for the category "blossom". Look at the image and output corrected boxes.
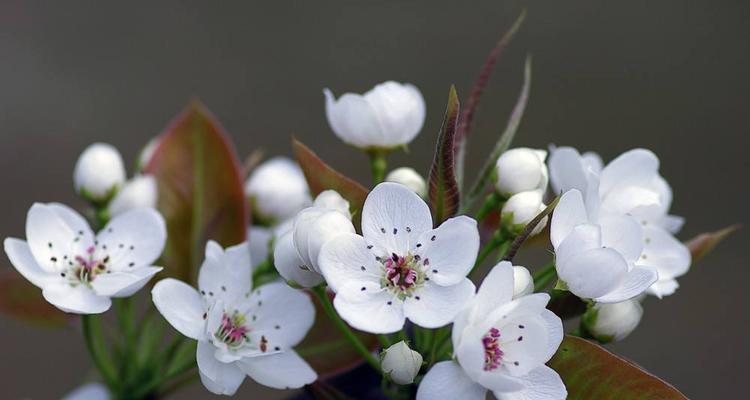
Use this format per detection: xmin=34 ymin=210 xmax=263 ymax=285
xmin=501 ymin=190 xmax=547 ymax=235
xmin=551 ymin=190 xmax=657 ymax=303
xmin=583 ymin=299 xmax=643 ymax=343
xmin=137 ymin=137 xmax=160 ymax=172
xmin=108 ymin=175 xmax=158 ymax=217
xmin=417 ymin=261 xmax=565 ymax=400
xmin=152 ymin=241 xmax=316 ymax=395
xmin=385 ymin=167 xmax=427 ymax=198
xmin=244 ymin=157 xmax=312 ymax=224
xmin=62 ymin=383 xmax=109 ymax=400
xmin=317 ymin=182 xmax=478 ymax=334
xmin=381 ymin=340 xmax=423 ymax=384
xmin=324 ymin=81 xmax=426 ymax=149
xmin=273 ymin=190 xmax=354 ymax=287
xmin=512 ymin=266 xmax=533 ymax=299
xmin=494 ymin=148 xmax=548 ymax=196
xmin=73 ymin=143 xmax=126 ymax=201
xmin=4 ymin=203 xmax=166 ymax=314
xmin=548 ymin=147 xmax=690 ymax=297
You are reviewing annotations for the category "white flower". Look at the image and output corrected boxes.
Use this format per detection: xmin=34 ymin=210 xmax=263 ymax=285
xmin=381 ymin=340 xmax=423 ymax=384
xmin=551 ymin=190 xmax=657 ymax=303
xmin=548 ymin=147 xmax=690 ymax=297
xmin=152 ymin=241 xmax=317 ymax=395
xmin=108 ymin=175 xmax=158 ymax=217
xmin=512 ymin=266 xmax=534 ymax=299
xmin=74 ymin=143 xmax=127 ymax=201
xmin=324 ymin=81 xmax=426 ymax=149
xmin=62 ymin=383 xmax=110 ymax=400
xmin=584 ymin=299 xmax=643 ymax=343
xmin=385 ymin=167 xmax=428 ymax=198
xmin=494 ymin=148 xmax=548 ymax=196
xmin=273 ymin=190 xmax=355 ymax=287
xmin=501 ymin=190 xmax=547 ymax=235
xmin=417 ymin=261 xmax=565 ymax=400
xmin=4 ymin=203 xmax=166 ymax=314
xmin=137 ymin=137 xmax=160 ymax=171
xmin=317 ymin=182 xmax=478 ymax=334
xmin=244 ymin=157 xmax=312 ymax=224
xmin=247 ymin=225 xmax=273 ymax=268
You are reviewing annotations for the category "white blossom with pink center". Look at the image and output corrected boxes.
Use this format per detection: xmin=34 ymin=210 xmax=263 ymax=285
xmin=417 ymin=262 xmax=566 ymax=400
xmin=151 ymin=241 xmax=316 ymax=395
xmin=318 ymin=182 xmax=478 ymax=334
xmin=4 ymin=203 xmax=166 ymax=314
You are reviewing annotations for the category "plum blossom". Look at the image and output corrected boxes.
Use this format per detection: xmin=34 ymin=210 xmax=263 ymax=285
xmin=548 ymin=147 xmax=690 ymax=297
xmin=324 ymin=81 xmax=426 ymax=149
xmin=317 ymin=182 xmax=478 ymax=334
xmin=74 ymin=143 xmax=126 ymax=201
xmin=417 ymin=261 xmax=565 ymax=400
xmin=273 ymin=190 xmax=354 ymax=287
xmin=4 ymin=203 xmax=165 ymax=314
xmin=152 ymin=241 xmax=316 ymax=395
xmin=244 ymin=157 xmax=312 ymax=224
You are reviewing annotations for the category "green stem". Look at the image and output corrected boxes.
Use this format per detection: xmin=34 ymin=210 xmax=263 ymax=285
xmin=533 ymin=262 xmax=557 ymax=292
xmin=474 ymin=192 xmax=503 ymax=221
xmin=115 ymin=297 xmax=137 ymax=382
xmin=82 ymin=314 xmax=118 ymax=389
xmin=312 ymin=286 xmax=381 ymax=373
xmin=368 ymin=151 xmax=388 ymax=184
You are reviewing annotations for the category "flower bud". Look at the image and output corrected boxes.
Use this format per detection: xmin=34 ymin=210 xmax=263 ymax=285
xmin=494 ymin=148 xmax=548 ymax=196
xmin=137 ymin=137 xmax=160 ymax=172
xmin=324 ymin=81 xmax=426 ymax=149
xmin=73 ymin=143 xmax=126 ymax=202
xmin=292 ymin=207 xmax=355 ymax=274
xmin=313 ymin=190 xmax=351 ymax=219
xmin=501 ymin=190 xmax=547 ymax=235
xmin=584 ymin=299 xmax=643 ymax=343
xmin=512 ymin=266 xmax=534 ymax=298
xmin=108 ymin=175 xmax=158 ymax=217
xmin=244 ymin=157 xmax=312 ymax=225
xmin=385 ymin=167 xmax=427 ymax=198
xmin=381 ymin=341 xmax=423 ymax=385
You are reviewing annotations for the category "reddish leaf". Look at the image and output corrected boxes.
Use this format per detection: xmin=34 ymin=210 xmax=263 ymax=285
xmin=428 ymin=86 xmax=461 ymax=224
xmin=144 ymin=101 xmax=248 ymax=282
xmin=0 ymin=270 xmax=69 ymax=327
xmin=549 ymin=335 xmax=687 ymax=399
xmin=685 ymin=224 xmax=740 ymax=263
xmin=292 ymin=138 xmax=369 ymax=228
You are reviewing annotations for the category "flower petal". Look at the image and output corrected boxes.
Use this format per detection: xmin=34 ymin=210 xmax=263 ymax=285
xmin=198 ymin=241 xmax=252 ymax=305
xmin=324 ymin=89 xmax=385 ymax=148
xmin=273 ymin=231 xmax=324 ymax=287
xmin=95 ymin=208 xmax=166 ymax=271
xmin=557 ymin=247 xmax=628 ymax=300
xmin=363 ymin=81 xmax=425 ymax=146
xmin=333 ymin=281 xmax=405 ymax=334
xmin=472 ymin=261 xmax=514 ymax=321
xmin=493 ymin=365 xmax=567 ymax=400
xmin=244 ymin=282 xmax=315 ymax=347
xmin=152 ymin=278 xmax=206 ymax=340
xmin=26 ymin=203 xmax=91 ymax=273
xmin=554 ymin=224 xmax=602 ymax=270
xmin=598 ymin=214 xmax=644 ymax=263
xmin=416 ymin=361 xmax=487 ymax=400
xmin=404 ymin=279 xmax=475 ymax=329
xmin=539 ymin=310 xmax=564 ymax=362
xmin=239 ymin=350 xmax=317 ymax=390
xmin=42 ymin=281 xmax=111 ymax=314
xmin=594 ymin=266 xmax=658 ymax=303
xmin=197 ymin=342 xmax=246 ymax=396
xmin=638 ymin=225 xmax=691 ymax=281
xmin=92 ymin=266 xmax=162 ymax=297
xmin=416 ymin=216 xmax=479 ymax=286
xmin=4 ymin=238 xmax=53 ymax=288
xmin=362 ymin=182 xmax=432 ymax=256
xmin=248 ymin=226 xmax=273 ymax=268
xmin=318 ymin=233 xmax=381 ymax=293
xmin=548 ymin=147 xmax=588 ymax=196
xmin=550 ymin=190 xmax=589 ymax=249
xmin=599 ymin=148 xmax=659 ymax=195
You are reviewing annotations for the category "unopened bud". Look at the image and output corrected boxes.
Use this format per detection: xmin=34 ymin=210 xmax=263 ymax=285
xmin=108 ymin=175 xmax=158 ymax=217
xmin=501 ymin=190 xmax=547 ymax=235
xmin=385 ymin=167 xmax=427 ymax=198
xmin=381 ymin=341 xmax=423 ymax=385
xmin=584 ymin=299 xmax=643 ymax=343
xmin=494 ymin=148 xmax=548 ymax=196
xmin=74 ymin=143 xmax=126 ymax=202
xmin=512 ymin=266 xmax=534 ymax=298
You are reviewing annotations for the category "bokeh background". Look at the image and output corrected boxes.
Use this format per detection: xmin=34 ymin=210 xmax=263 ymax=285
xmin=1 ymin=1 xmax=747 ymax=398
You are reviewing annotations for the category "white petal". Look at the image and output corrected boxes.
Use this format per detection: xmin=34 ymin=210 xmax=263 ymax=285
xmin=4 ymin=238 xmax=53 ymax=288
xmin=151 ymin=278 xmax=206 ymax=340
xmin=404 ymin=279 xmax=475 ymax=328
xmin=245 ymin=282 xmax=315 ymax=347
xmin=600 ymin=185 xmax=661 ymax=217
xmin=26 ymin=203 xmax=91 ymax=273
xmin=647 ymin=278 xmax=679 ymax=298
xmin=197 ymin=342 xmax=246 ymax=396
xmin=42 ymin=281 xmax=111 ymax=314
xmin=548 ymin=147 xmax=588 ymax=195
xmin=454 ymin=335 xmax=525 ymax=392
xmin=95 ymin=208 xmax=166 ymax=271
xmin=317 ymin=233 xmax=380 ymax=293
xmin=594 ymin=266 xmax=658 ymax=303
xmin=557 ymin=247 xmax=628 ymax=300
xmin=415 ymin=216 xmax=479 ymax=286
xmin=554 ymin=224 xmax=602 ymax=270
xmin=62 ymin=382 xmax=110 ymax=400
xmin=324 ymin=89 xmax=385 ymax=148
xmin=493 ymin=365 xmax=567 ymax=400
xmin=598 ymin=214 xmax=644 ymax=263
xmin=540 ymin=309 xmax=564 ymax=362
xmin=273 ymin=231 xmax=324 ymax=287
xmin=239 ymin=350 xmax=317 ymax=390
xmin=247 ymin=226 xmax=273 ymax=268
xmin=638 ymin=225 xmax=691 ymax=281
xmin=471 ymin=261 xmax=514 ymax=321
xmin=550 ymin=190 xmax=589 ymax=249
xmin=333 ymin=281 xmax=405 ymax=334
xmin=600 ymin=148 xmax=660 ymax=195
xmin=198 ymin=241 xmax=252 ymax=305
xmin=362 ymin=182 xmax=432 ymax=256
xmin=416 ymin=361 xmax=486 ymax=400
xmin=363 ymin=81 xmax=425 ymax=146
xmin=92 ymin=267 xmax=162 ymax=297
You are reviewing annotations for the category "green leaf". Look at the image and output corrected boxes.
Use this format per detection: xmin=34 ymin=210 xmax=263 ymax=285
xmin=455 ymin=10 xmax=526 ymax=188
xmin=0 ymin=269 xmax=69 ymax=327
xmin=685 ymin=224 xmax=740 ymax=263
xmin=428 ymin=86 xmax=461 ymax=224
xmin=292 ymin=138 xmax=369 ymax=228
xmin=549 ymin=335 xmax=688 ymax=399
xmin=464 ymin=55 xmax=532 ymax=210
xmin=144 ymin=101 xmax=248 ymax=282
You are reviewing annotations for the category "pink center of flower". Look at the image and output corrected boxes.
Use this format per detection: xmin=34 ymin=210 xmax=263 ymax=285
xmin=68 ymin=246 xmax=107 ymax=284
xmin=384 ymin=254 xmax=418 ymax=291
xmin=216 ymin=313 xmax=250 ymax=347
xmin=483 ymin=327 xmax=504 ymax=371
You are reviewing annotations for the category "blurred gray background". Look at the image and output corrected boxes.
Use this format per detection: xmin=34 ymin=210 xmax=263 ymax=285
xmin=1 ymin=1 xmax=747 ymax=398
